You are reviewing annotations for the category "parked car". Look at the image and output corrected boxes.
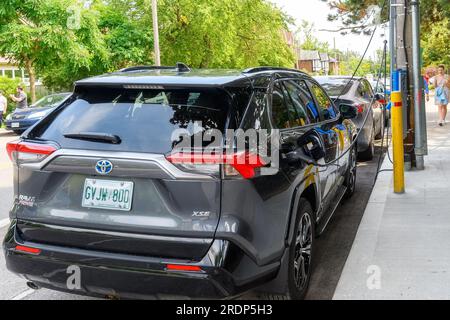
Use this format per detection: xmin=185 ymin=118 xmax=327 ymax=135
xmin=4 ymin=65 xmax=358 ymax=300
xmin=369 ymin=79 xmax=390 ymax=126
xmin=315 ymin=76 xmax=384 ymax=161
xmin=5 ymin=92 xmax=71 ymax=134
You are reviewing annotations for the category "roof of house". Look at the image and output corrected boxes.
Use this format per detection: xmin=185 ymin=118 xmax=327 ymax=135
xmin=319 ymin=53 xmax=329 ymax=62
xmin=298 ymin=50 xmax=321 ymax=61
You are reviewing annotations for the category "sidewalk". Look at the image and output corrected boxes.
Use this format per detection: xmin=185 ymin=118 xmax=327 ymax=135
xmin=333 ymin=102 xmax=450 ymax=300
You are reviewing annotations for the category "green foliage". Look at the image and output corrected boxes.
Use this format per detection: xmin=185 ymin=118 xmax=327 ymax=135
xmin=324 ymin=0 xmax=450 ymax=67
xmin=0 ymin=0 xmax=295 ymax=92
xmin=339 ymin=52 xmax=378 ymax=77
xmin=158 ymin=0 xmax=294 ymax=68
xmin=0 ymin=76 xmax=20 ymax=114
xmin=421 ymin=18 xmax=450 ymax=68
xmin=0 ymin=0 xmax=109 ymax=95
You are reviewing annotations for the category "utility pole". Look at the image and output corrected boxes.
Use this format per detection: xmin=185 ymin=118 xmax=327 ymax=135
xmin=411 ymin=0 xmax=427 ymax=169
xmin=389 ymin=0 xmax=427 ymax=192
xmin=151 ymin=0 xmax=161 ymax=66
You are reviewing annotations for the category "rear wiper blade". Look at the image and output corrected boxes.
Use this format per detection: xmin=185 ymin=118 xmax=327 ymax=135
xmin=64 ymin=132 xmax=122 ymax=144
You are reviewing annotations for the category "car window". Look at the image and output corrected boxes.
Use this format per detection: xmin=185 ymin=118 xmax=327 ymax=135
xmin=358 ymin=80 xmax=374 ymax=100
xmin=271 ymin=83 xmax=291 ymax=129
xmin=37 ymin=87 xmax=232 ymax=154
xmin=241 ymin=90 xmax=271 ymax=130
xmin=309 ymin=82 xmax=338 ymax=121
xmin=292 ymin=80 xmax=320 ymax=124
xmin=282 ymin=80 xmax=311 ymax=127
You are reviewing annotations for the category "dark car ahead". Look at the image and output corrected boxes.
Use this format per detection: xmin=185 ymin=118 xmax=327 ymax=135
xmin=315 ymin=76 xmax=385 ymax=160
xmin=5 ymin=92 xmax=71 ymax=134
xmin=3 ymin=65 xmax=358 ymax=300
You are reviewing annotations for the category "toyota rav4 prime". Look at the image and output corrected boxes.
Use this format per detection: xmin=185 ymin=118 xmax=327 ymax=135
xmin=3 ymin=64 xmax=358 ymax=300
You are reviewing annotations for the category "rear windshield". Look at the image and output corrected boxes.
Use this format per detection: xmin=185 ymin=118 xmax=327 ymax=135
xmin=316 ymin=79 xmax=354 ymax=97
xmin=38 ymin=86 xmax=232 ymax=154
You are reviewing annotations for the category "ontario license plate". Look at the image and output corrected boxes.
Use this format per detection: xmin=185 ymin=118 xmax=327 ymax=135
xmin=82 ymin=179 xmax=134 ymax=211
xmin=11 ymin=122 xmax=19 ymax=128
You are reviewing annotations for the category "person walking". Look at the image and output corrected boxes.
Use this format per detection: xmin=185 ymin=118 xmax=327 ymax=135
xmin=430 ymin=65 xmax=449 ymax=126
xmin=0 ymin=90 xmax=7 ymax=127
xmin=9 ymin=86 xmax=28 ymax=109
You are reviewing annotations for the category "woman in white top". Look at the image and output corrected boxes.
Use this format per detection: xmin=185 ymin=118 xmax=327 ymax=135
xmin=430 ymin=65 xmax=450 ymax=126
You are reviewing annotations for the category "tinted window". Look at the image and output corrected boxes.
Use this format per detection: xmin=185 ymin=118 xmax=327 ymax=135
xmin=241 ymin=91 xmax=271 ymax=130
xmin=316 ymin=78 xmax=354 ymax=97
xmin=38 ymin=87 xmax=231 ymax=154
xmin=271 ymin=83 xmax=290 ymax=129
xmin=310 ymin=82 xmax=338 ymax=121
xmin=283 ymin=81 xmax=311 ymax=127
xmin=358 ymin=80 xmax=374 ymax=100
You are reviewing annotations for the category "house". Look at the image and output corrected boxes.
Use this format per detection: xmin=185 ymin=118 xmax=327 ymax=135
xmin=297 ymin=50 xmax=322 ymax=73
xmin=0 ymin=56 xmax=41 ymax=86
xmin=319 ymin=53 xmax=330 ymax=75
xmin=329 ymin=57 xmax=340 ymax=75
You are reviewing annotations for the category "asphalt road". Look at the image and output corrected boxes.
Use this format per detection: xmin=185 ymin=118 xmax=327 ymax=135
xmin=0 ymin=130 xmax=385 ymax=300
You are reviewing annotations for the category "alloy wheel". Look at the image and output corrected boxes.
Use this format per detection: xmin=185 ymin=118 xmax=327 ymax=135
xmin=293 ymin=213 xmax=313 ymax=290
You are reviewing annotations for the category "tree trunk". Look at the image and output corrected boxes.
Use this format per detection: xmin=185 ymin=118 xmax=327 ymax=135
xmin=25 ymin=60 xmax=36 ymax=104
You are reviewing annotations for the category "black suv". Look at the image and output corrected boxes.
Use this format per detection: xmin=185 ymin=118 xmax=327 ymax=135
xmin=3 ymin=64 xmax=358 ymax=299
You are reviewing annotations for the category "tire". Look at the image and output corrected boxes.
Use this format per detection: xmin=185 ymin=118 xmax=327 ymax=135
xmin=13 ymin=130 xmax=23 ymax=135
xmin=344 ymin=144 xmax=357 ymax=199
xmin=263 ymin=199 xmax=315 ymax=300
xmin=358 ymin=127 xmax=375 ymax=161
xmin=375 ymin=120 xmax=383 ymax=140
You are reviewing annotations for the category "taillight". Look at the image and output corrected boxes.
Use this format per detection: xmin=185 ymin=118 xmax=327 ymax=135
xmin=166 ymin=151 xmax=266 ymax=179
xmin=15 ymin=245 xmax=41 ymax=255
xmin=356 ymin=104 xmax=364 ymax=113
xmin=6 ymin=141 xmax=57 ymax=163
xmin=166 ymin=264 xmax=203 ymax=272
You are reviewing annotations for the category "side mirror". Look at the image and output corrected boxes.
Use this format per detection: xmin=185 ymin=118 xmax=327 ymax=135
xmin=339 ymin=104 xmax=358 ymax=120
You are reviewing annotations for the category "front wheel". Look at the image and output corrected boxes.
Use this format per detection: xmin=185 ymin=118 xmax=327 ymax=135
xmin=264 ymin=199 xmax=315 ymax=300
xmin=358 ymin=126 xmax=375 ymax=161
xmin=344 ymin=144 xmax=357 ymax=199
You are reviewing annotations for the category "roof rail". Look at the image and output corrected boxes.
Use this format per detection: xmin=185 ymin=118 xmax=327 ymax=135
xmin=242 ymin=67 xmax=303 ymax=74
xmin=119 ymin=62 xmax=191 ymax=73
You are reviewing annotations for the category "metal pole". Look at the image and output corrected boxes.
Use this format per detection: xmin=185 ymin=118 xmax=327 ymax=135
xmin=411 ymin=0 xmax=426 ymax=169
xmin=389 ymin=0 xmax=397 ymax=87
xmin=151 ymin=0 xmax=161 ymax=66
xmin=392 ymin=91 xmax=406 ymax=193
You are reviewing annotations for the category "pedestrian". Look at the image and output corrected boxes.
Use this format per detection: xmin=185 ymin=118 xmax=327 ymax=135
xmin=424 ymin=75 xmax=430 ymax=102
xmin=430 ymin=65 xmax=449 ymax=126
xmin=9 ymin=86 xmax=28 ymax=109
xmin=0 ymin=90 xmax=7 ymax=127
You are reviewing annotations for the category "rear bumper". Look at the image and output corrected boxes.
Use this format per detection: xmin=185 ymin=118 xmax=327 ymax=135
xmin=3 ymin=220 xmax=279 ymax=299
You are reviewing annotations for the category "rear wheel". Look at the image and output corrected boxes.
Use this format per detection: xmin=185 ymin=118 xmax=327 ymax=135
xmin=263 ymin=199 xmax=315 ymax=300
xmin=358 ymin=126 xmax=375 ymax=161
xmin=344 ymin=144 xmax=357 ymax=199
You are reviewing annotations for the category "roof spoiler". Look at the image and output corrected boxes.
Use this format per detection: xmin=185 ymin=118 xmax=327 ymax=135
xmin=119 ymin=62 xmax=191 ymax=73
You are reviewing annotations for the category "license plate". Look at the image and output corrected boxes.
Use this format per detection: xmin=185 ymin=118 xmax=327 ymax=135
xmin=82 ymin=179 xmax=134 ymax=211
xmin=11 ymin=122 xmax=20 ymax=128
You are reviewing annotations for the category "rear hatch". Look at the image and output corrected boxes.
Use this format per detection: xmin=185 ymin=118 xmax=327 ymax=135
xmin=9 ymin=85 xmax=237 ymax=261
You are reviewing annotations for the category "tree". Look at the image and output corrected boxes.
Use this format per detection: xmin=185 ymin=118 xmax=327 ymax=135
xmin=93 ymin=0 xmax=154 ymax=70
xmin=323 ymin=0 xmax=450 ymax=67
xmin=0 ymin=0 xmax=109 ymax=100
xmin=158 ymin=0 xmax=295 ymax=68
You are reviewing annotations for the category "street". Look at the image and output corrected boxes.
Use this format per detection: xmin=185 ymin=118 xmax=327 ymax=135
xmin=0 ymin=129 xmax=385 ymax=300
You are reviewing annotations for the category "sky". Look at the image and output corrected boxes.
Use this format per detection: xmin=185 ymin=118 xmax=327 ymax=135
xmin=271 ymin=0 xmax=388 ymax=59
